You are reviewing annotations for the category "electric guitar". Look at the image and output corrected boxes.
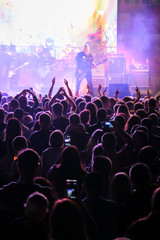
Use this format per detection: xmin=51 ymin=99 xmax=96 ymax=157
xmin=8 ymin=62 xmax=29 ymax=78
xmin=38 ymin=62 xmax=58 ymax=78
xmin=75 ymin=58 xmax=107 ymax=82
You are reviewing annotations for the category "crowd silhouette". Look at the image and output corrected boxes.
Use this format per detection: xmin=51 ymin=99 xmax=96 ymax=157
xmin=0 ymin=79 xmax=160 ymax=240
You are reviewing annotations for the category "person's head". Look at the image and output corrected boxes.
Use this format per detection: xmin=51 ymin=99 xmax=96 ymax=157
xmin=84 ymin=171 xmax=105 ymax=197
xmin=17 ymin=148 xmax=41 ymax=179
xmin=5 ymin=117 xmax=22 ymax=142
xmin=42 ymin=97 xmax=50 ymax=109
xmin=151 ymin=187 xmax=160 ymax=214
xmin=117 ymin=104 xmax=130 ymax=120
xmin=141 ymin=117 xmax=153 ymax=133
xmin=129 ymin=162 xmax=152 ymax=189
xmin=108 ymin=97 xmax=117 ymax=109
xmin=92 ymin=98 xmax=103 ymax=109
xmin=52 ymin=102 xmax=63 ymax=116
xmin=134 ymin=102 xmax=144 ymax=112
xmin=18 ymin=95 xmax=28 ymax=107
xmin=93 ymin=155 xmax=112 ymax=179
xmin=110 ymin=172 xmax=132 ymax=203
xmin=148 ymin=97 xmax=157 ymax=110
xmin=115 ymin=114 xmax=126 ymax=129
xmin=14 ymin=108 xmax=24 ymax=121
xmin=96 ymin=108 xmax=107 ymax=122
xmin=88 ymin=129 xmax=103 ymax=147
xmin=35 ymin=107 xmax=44 ymax=116
xmin=24 ymin=191 xmax=49 ymax=222
xmin=59 ymin=145 xmax=81 ymax=170
xmin=101 ymin=132 xmax=117 ymax=151
xmin=1 ymin=96 xmax=7 ymax=105
xmin=100 ymin=95 xmax=109 ymax=109
xmin=49 ymin=130 xmax=64 ymax=148
xmin=135 ymin=109 xmax=147 ymax=120
xmin=86 ymin=102 xmax=97 ymax=123
xmin=138 ymin=145 xmax=159 ymax=166
xmin=75 ymin=97 xmax=85 ymax=108
xmin=9 ymin=99 xmax=20 ymax=111
xmin=80 ymin=109 xmax=90 ymax=124
xmin=23 ymin=114 xmax=33 ymax=126
xmin=83 ymin=94 xmax=91 ymax=102
xmin=148 ymin=113 xmax=159 ymax=126
xmin=49 ymin=198 xmax=86 ymax=240
xmin=78 ymin=101 xmax=86 ymax=112
xmin=91 ymin=143 xmax=104 ymax=161
xmin=12 ymin=135 xmax=28 ymax=157
xmin=83 ymin=44 xmax=90 ymax=55
xmin=0 ymin=108 xmax=5 ymax=123
xmin=126 ymin=101 xmax=134 ymax=114
xmin=125 ymin=115 xmax=141 ymax=133
xmin=131 ymin=129 xmax=149 ymax=151
xmin=138 ymin=145 xmax=159 ymax=180
xmin=122 ymin=96 xmax=133 ymax=103
xmin=39 ymin=112 xmax=51 ymax=130
xmin=61 ymin=99 xmax=69 ymax=114
xmin=69 ymin=113 xmax=81 ymax=125
xmin=2 ymin=103 xmax=9 ymax=112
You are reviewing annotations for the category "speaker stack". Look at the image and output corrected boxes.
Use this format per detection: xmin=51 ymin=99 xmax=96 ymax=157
xmin=108 ymin=54 xmax=130 ymax=98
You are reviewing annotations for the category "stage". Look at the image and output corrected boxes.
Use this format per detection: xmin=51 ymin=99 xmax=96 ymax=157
xmin=0 ymin=0 xmax=160 ymax=97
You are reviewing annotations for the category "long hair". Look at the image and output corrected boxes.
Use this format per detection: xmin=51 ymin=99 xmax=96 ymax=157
xmin=49 ymin=198 xmax=87 ymax=240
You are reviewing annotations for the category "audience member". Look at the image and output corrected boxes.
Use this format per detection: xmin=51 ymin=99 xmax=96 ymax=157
xmin=5 ymin=192 xmax=50 ymax=240
xmin=29 ymin=112 xmax=53 ymax=156
xmin=42 ymin=130 xmax=64 ymax=178
xmin=49 ymin=198 xmax=89 ymax=240
xmin=48 ymin=145 xmax=87 ymax=198
xmin=51 ymin=102 xmax=69 ymax=133
xmin=83 ymin=171 xmax=118 ymax=240
xmin=125 ymin=187 xmax=160 ymax=240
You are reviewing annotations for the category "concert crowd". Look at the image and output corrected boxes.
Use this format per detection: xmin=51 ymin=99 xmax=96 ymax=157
xmin=0 ymin=46 xmax=160 ymax=240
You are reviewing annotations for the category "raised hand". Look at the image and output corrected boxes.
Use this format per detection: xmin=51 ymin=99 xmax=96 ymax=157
xmin=64 ymin=79 xmax=69 ymax=86
xmin=103 ymin=86 xmax=107 ymax=96
xmin=52 ymin=77 xmax=56 ymax=85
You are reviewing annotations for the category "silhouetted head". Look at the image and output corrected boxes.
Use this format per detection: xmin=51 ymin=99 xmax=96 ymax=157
xmin=49 ymin=130 xmax=64 ymax=148
xmin=50 ymin=198 xmax=86 ymax=240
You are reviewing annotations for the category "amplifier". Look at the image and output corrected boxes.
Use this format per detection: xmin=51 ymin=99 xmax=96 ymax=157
xmin=128 ymin=72 xmax=149 ymax=87
xmin=108 ymin=55 xmax=126 ymax=75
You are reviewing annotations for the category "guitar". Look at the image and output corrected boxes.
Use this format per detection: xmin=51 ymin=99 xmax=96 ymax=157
xmin=38 ymin=62 xmax=58 ymax=78
xmin=8 ymin=62 xmax=29 ymax=78
xmin=75 ymin=58 xmax=107 ymax=82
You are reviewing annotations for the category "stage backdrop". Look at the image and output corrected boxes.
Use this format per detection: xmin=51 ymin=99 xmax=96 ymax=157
xmin=0 ymin=0 xmax=118 ymax=95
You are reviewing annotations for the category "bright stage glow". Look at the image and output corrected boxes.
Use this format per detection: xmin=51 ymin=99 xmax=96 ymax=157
xmin=0 ymin=0 xmax=117 ymax=51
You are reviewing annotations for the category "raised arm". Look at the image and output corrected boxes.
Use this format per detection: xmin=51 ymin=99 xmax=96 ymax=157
xmin=61 ymin=87 xmax=77 ymax=112
xmin=48 ymin=77 xmax=56 ymax=99
xmin=110 ymin=120 xmax=134 ymax=148
xmin=48 ymin=87 xmax=63 ymax=111
xmin=134 ymin=86 xmax=141 ymax=104
xmin=98 ymin=84 xmax=102 ymax=97
xmin=114 ymin=89 xmax=120 ymax=101
xmin=102 ymin=86 xmax=107 ymax=96
xmin=64 ymin=79 xmax=73 ymax=98
xmin=14 ymin=89 xmax=27 ymax=100
xmin=26 ymin=89 xmax=39 ymax=108
xmin=87 ymin=83 xmax=92 ymax=96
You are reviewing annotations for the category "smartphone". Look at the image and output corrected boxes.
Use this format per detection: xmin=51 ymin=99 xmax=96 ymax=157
xmin=101 ymin=121 xmax=113 ymax=130
xmin=104 ymin=121 xmax=113 ymax=128
xmin=66 ymin=179 xmax=77 ymax=199
xmin=64 ymin=134 xmax=71 ymax=146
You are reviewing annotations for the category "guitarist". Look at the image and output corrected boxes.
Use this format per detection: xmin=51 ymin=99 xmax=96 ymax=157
xmin=75 ymin=44 xmax=96 ymax=96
